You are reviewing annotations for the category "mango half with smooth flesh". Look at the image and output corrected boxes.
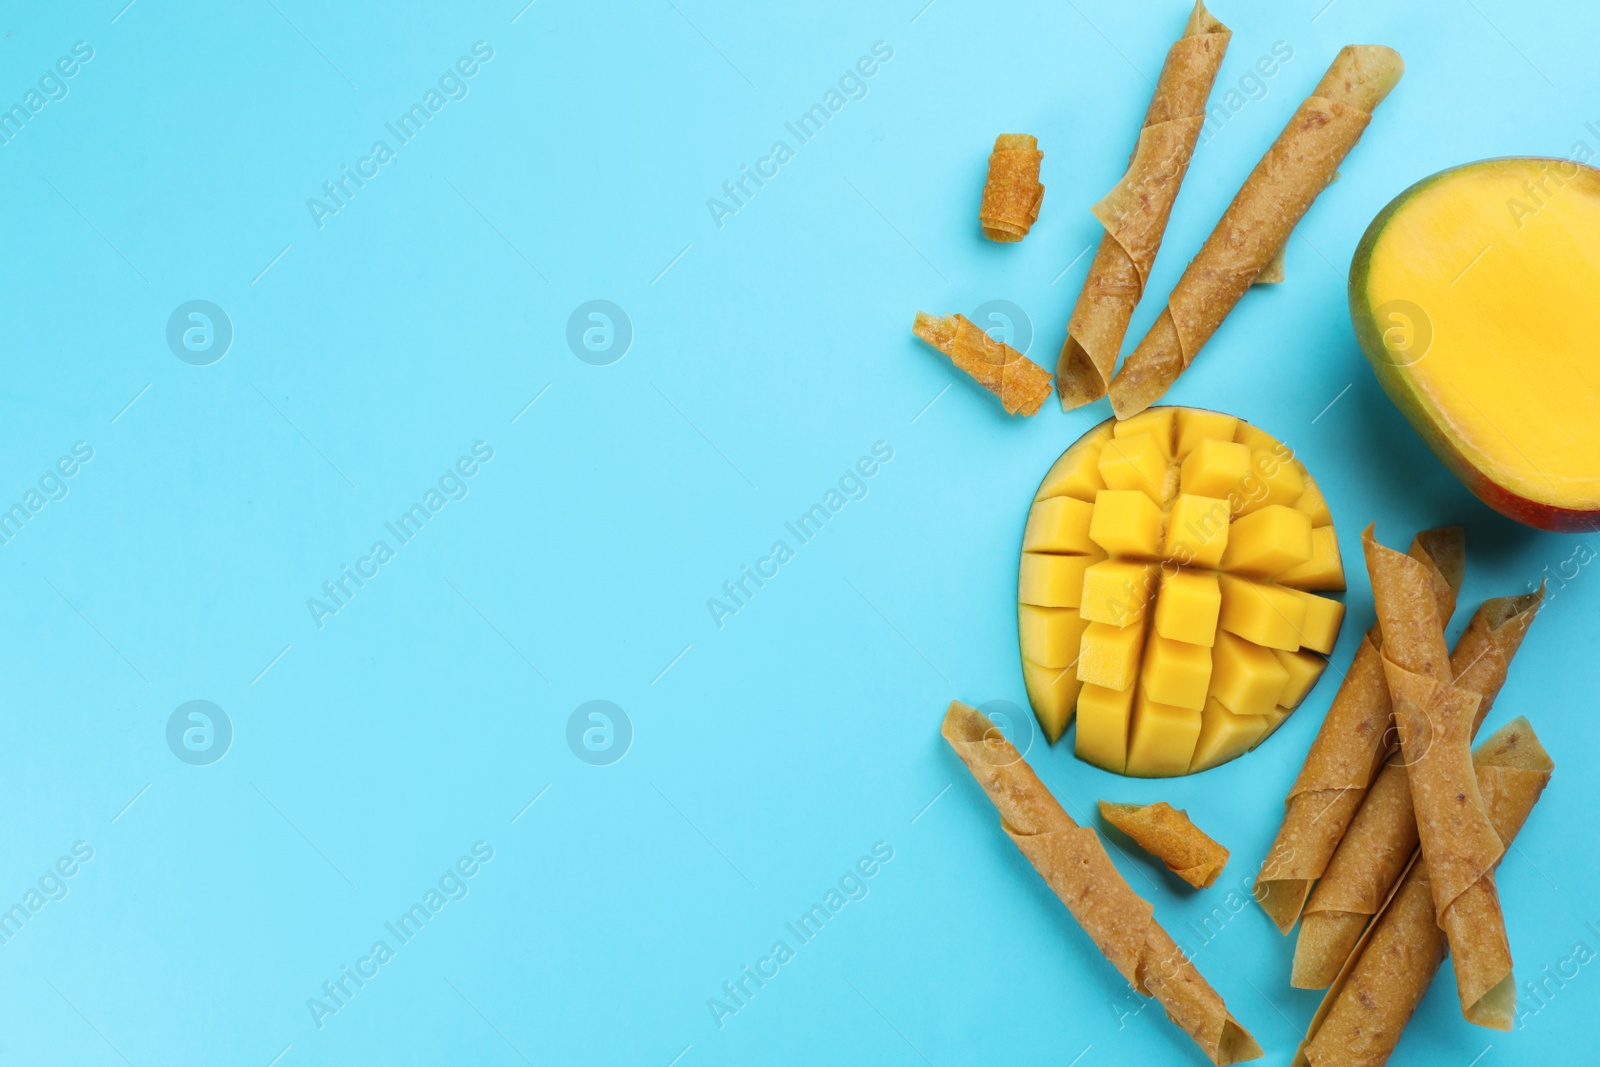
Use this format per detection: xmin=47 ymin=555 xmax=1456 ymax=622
xmin=1017 ymin=408 xmax=1345 ymax=777
xmin=1351 ymin=157 xmax=1600 ymax=531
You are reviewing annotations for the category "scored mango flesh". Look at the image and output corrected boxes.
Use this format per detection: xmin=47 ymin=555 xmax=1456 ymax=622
xmin=1017 ymin=407 xmax=1346 ymax=777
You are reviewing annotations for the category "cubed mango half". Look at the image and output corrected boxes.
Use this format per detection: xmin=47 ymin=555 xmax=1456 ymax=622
xmin=1017 ymin=408 xmax=1343 ymax=775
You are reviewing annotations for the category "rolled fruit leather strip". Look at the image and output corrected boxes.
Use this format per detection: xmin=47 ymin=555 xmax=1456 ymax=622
xmin=943 ymin=702 xmax=1261 ymax=1064
xmin=1056 ymin=0 xmax=1231 ymax=409
xmin=912 ymin=312 xmax=1054 ymax=415
xmin=1365 ymin=528 xmax=1515 ymax=1029
xmin=979 ymin=134 xmax=1045 ymax=241
xmin=1099 ymin=800 xmax=1230 ymax=889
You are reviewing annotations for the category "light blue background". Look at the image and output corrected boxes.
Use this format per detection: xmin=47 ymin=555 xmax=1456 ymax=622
xmin=2 ymin=0 xmax=1596 ymax=1063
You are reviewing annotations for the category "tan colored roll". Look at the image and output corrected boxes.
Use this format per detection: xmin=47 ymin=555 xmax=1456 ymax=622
xmin=943 ymin=702 xmax=1262 ymax=1064
xmin=979 ymin=134 xmax=1044 ymax=241
xmin=1364 ymin=528 xmax=1515 ymax=1028
xmin=1056 ymin=0 xmax=1230 ymax=409
xmin=913 ymin=312 xmax=1054 ymax=415
xmin=1099 ymin=800 xmax=1230 ymax=889
xmin=1295 ymin=717 xmax=1554 ymax=1066
xmin=1291 ymin=589 xmax=1542 ymax=988
xmin=1108 ymin=45 xmax=1404 ymax=417
xmin=1254 ymin=528 xmax=1464 ymax=933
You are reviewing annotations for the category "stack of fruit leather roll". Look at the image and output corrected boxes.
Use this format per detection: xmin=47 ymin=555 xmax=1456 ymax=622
xmin=1254 ymin=528 xmax=1463 ymax=931
xmin=1295 ymin=717 xmax=1554 ymax=1065
xmin=1291 ymin=587 xmax=1542 ymax=989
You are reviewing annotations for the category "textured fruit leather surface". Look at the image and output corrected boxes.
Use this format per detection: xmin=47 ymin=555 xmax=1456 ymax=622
xmin=0 ymin=1 xmax=1594 ymax=1065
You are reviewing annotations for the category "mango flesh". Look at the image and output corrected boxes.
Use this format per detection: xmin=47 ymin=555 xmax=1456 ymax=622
xmin=1351 ymin=157 xmax=1600 ymax=531
xmin=1018 ymin=408 xmax=1344 ymax=776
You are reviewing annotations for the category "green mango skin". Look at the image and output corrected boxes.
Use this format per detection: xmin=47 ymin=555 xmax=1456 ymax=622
xmin=1349 ymin=157 xmax=1600 ymax=533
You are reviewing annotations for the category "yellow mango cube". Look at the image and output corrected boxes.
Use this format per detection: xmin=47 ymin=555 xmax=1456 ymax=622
xmin=1076 ymin=684 xmax=1135 ymax=773
xmin=1089 ymin=490 xmax=1163 ymax=558
xmin=1022 ymin=659 xmax=1085 ymax=743
xmin=1274 ymin=649 xmax=1327 ymax=710
xmin=1294 ymin=591 xmax=1345 ymax=654
xmin=1017 ymin=605 xmax=1089 ymax=669
xmin=1234 ymin=421 xmax=1279 ymax=452
xmin=1189 ymin=697 xmax=1270 ymax=772
xmin=1153 ymin=569 xmax=1221 ymax=646
xmin=1076 ymin=622 xmax=1144 ymax=690
xmin=1023 ymin=495 xmax=1097 ymax=555
xmin=1218 ymin=575 xmax=1308 ymax=651
xmin=1234 ymin=450 xmax=1300 ymax=516
xmin=1163 ymin=493 xmax=1231 ymax=568
xmin=1098 ymin=432 xmax=1172 ymax=500
xmin=1295 ymin=479 xmax=1333 ymax=527
xmin=1080 ymin=560 xmax=1158 ymax=626
xmin=1221 ymin=504 xmax=1313 ymax=577
xmin=1180 ymin=437 xmax=1252 ymax=500
xmin=1278 ymin=525 xmax=1346 ymax=591
xmin=1036 ymin=444 xmax=1106 ymax=502
xmin=1209 ymin=631 xmax=1291 ymax=716
xmin=1019 ymin=552 xmax=1099 ymax=608
xmin=1126 ymin=695 xmax=1203 ymax=777
xmin=1140 ymin=635 xmax=1212 ymax=712
xmin=1262 ymin=704 xmax=1293 ymax=737
xmin=1114 ymin=408 xmax=1177 ymax=458
xmin=1176 ymin=409 xmax=1240 ymax=458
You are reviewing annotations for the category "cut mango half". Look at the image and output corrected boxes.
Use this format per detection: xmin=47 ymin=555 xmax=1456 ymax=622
xmin=1352 ymin=157 xmax=1600 ymax=531
xmin=1018 ymin=408 xmax=1345 ymax=776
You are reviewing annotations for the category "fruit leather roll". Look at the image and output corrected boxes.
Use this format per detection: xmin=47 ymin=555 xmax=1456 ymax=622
xmin=1108 ymin=45 xmax=1404 ymax=417
xmin=1291 ymin=589 xmax=1542 ymax=989
xmin=979 ymin=134 xmax=1045 ymax=242
xmin=1055 ymin=0 xmax=1230 ymax=409
xmin=1254 ymin=528 xmax=1463 ymax=933
xmin=1099 ymin=800 xmax=1230 ymax=889
xmin=943 ymin=702 xmax=1262 ymax=1064
xmin=913 ymin=312 xmax=1054 ymax=415
xmin=1364 ymin=528 xmax=1516 ymax=1029
xmin=1294 ymin=717 xmax=1554 ymax=1066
